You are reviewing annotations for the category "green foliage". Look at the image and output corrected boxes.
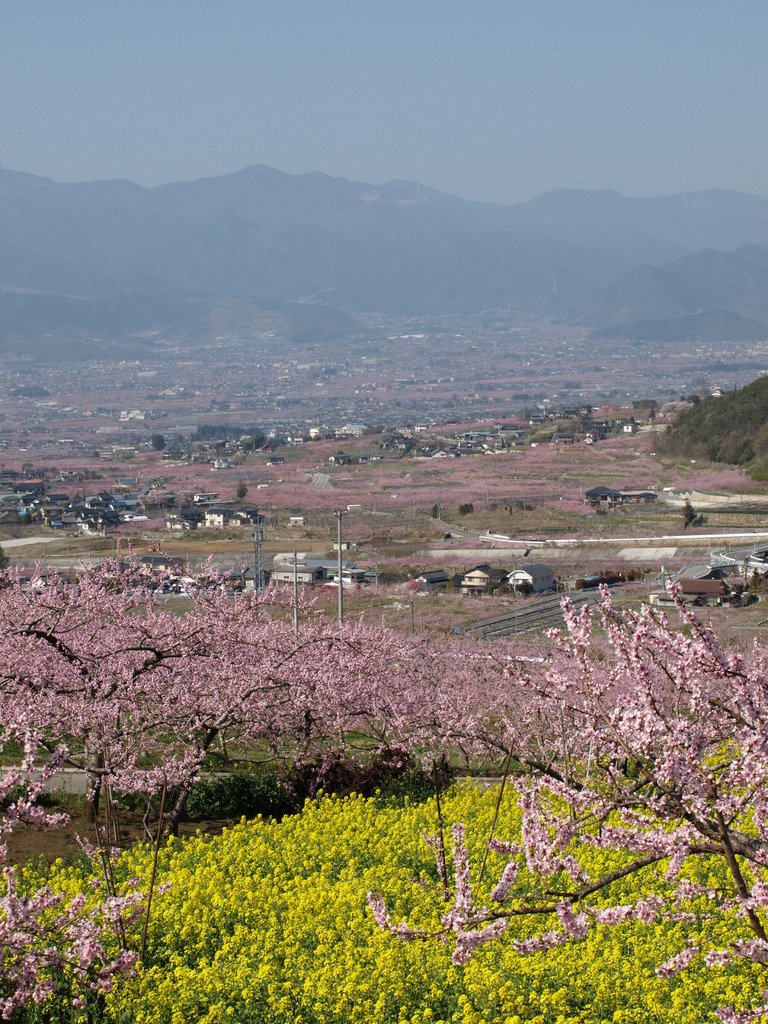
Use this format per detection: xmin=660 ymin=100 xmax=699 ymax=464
xmin=185 ymin=758 xmax=437 ymax=821
xmin=682 ymin=499 xmax=697 ymax=529
xmin=149 ymin=433 xmax=165 ymax=451
xmin=0 ymin=544 xmax=6 ymax=571
xmin=192 ymin=424 xmax=265 ymax=445
xmin=750 ymin=570 xmax=766 ymax=593
xmin=666 ymin=375 xmax=768 ymax=477
xmin=374 ymin=765 xmax=443 ymax=805
xmin=28 ymin=788 xmax=768 ymax=1024
xmin=186 ymin=768 xmax=297 ymax=820
xmin=458 ymin=502 xmax=475 ymax=516
xmin=236 ymin=480 xmax=248 ymax=500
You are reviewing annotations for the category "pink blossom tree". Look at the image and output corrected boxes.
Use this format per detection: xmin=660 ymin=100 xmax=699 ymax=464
xmin=0 ymin=550 xmax=544 ymax=837
xmin=0 ymin=731 xmax=142 ymax=1017
xmin=0 ymin=559 xmax=502 ymax=832
xmin=16 ymin=557 xmax=768 ymax=1017
xmin=370 ymin=588 xmax=768 ymax=1021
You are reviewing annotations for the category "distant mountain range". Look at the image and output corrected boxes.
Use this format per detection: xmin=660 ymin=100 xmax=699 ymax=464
xmin=3 ymin=165 xmax=768 ymax=359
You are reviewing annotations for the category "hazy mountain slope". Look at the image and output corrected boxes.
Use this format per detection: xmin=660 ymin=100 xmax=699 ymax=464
xmin=0 ymin=291 xmax=189 ymax=346
xmin=3 ymin=166 xmax=768 ymax=345
xmin=0 ymin=242 xmax=117 ymax=296
xmin=326 ymin=245 xmax=591 ymax=314
xmin=0 ymin=167 xmax=607 ymax=315
xmin=508 ymin=187 xmax=768 ymax=250
xmin=120 ymin=215 xmax=367 ymax=300
xmin=384 ymin=180 xmax=768 ymax=250
xmin=584 ymin=245 xmax=768 ymax=325
xmin=0 ymin=289 xmax=366 ymax=361
xmin=0 ymin=176 xmax=208 ymax=289
xmin=588 ymin=309 xmax=768 ymax=343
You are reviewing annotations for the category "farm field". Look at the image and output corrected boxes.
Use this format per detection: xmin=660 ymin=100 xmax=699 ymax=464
xmin=4 ymin=421 xmax=768 ymax=647
xmin=5 ymin=396 xmax=768 ymax=1020
xmin=3 ymin=510 xmax=768 ymax=1020
xmin=4 ymin=427 xmax=768 ymax=574
xmin=13 ymin=786 xmax=768 ymax=1024
xmin=10 ymin=7 xmax=768 ymax=1018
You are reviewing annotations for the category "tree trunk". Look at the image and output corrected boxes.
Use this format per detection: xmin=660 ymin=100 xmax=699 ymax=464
xmin=165 ymin=787 xmax=189 ymax=837
xmin=83 ymin=741 xmax=104 ymax=824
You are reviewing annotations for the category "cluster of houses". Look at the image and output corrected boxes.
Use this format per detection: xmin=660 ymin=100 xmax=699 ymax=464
xmin=264 ymin=558 xmax=563 ymax=598
xmin=255 ymin=557 xmax=559 ymax=598
xmin=165 ymin=495 xmax=264 ymax=533
xmin=413 ymin=562 xmax=557 ymax=596
xmin=327 ymin=452 xmax=383 ymax=466
xmin=0 ymin=473 xmax=149 ymax=532
xmin=269 ymin=553 xmax=369 ymax=588
xmin=650 ymin=546 xmax=768 ymax=608
xmin=0 ymin=472 xmax=267 ymax=535
xmin=127 ymin=552 xmax=377 ymax=595
xmin=411 ymin=547 xmax=768 ymax=606
xmin=327 ymin=430 xmax=510 ymax=465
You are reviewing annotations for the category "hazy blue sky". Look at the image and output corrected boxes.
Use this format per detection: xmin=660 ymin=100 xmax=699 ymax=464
xmin=2 ymin=1 xmax=767 ymax=202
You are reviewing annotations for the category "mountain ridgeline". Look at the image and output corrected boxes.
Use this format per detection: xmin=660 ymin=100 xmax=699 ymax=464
xmin=665 ymin=376 xmax=768 ymax=479
xmin=3 ymin=165 xmax=768 ymax=358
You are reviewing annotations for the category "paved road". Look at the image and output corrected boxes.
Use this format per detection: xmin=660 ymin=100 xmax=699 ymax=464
xmin=428 ymin=529 xmax=768 ymax=563
xmin=537 ymin=529 xmax=768 ymax=547
xmin=5 ymin=768 xmax=88 ymax=793
xmin=1 ymin=535 xmax=61 ymax=549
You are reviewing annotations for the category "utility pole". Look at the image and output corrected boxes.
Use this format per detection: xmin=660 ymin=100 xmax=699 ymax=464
xmin=335 ymin=509 xmax=347 ymax=625
xmin=253 ymin=510 xmax=265 ymax=594
xmin=293 ymin=549 xmax=299 ymax=639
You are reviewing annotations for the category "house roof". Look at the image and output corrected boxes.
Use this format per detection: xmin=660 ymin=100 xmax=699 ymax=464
xmin=585 ymin=486 xmax=621 ymax=498
xmin=465 ymin=563 xmax=502 ymax=576
xmin=678 ymin=579 xmax=729 ymax=595
xmin=464 ymin=564 xmax=509 ymax=582
xmin=510 ymin=562 xmax=555 ymax=579
xmin=140 ymin=554 xmax=183 ymax=568
xmin=270 ymin=557 xmax=355 ymax=571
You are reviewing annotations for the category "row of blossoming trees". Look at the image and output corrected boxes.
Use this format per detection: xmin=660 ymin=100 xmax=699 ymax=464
xmin=2 ymin=558 xmax=768 ymax=1019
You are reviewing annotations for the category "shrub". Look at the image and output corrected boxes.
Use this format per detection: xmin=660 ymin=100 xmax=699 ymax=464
xmin=186 ymin=767 xmax=297 ymax=820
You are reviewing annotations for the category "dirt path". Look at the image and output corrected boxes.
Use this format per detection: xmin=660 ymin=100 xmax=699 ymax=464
xmin=5 ymin=808 xmax=237 ymax=867
xmin=3 ymin=532 xmax=332 ymax=566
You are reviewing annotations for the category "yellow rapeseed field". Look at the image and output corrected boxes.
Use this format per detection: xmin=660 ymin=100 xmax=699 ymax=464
xmin=31 ymin=786 xmax=768 ymax=1023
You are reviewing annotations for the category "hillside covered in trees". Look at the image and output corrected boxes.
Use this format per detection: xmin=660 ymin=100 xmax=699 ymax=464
xmin=665 ymin=374 xmax=768 ymax=478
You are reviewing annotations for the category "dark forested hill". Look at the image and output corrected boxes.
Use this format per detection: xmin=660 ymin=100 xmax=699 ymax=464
xmin=665 ymin=375 xmax=768 ymax=478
